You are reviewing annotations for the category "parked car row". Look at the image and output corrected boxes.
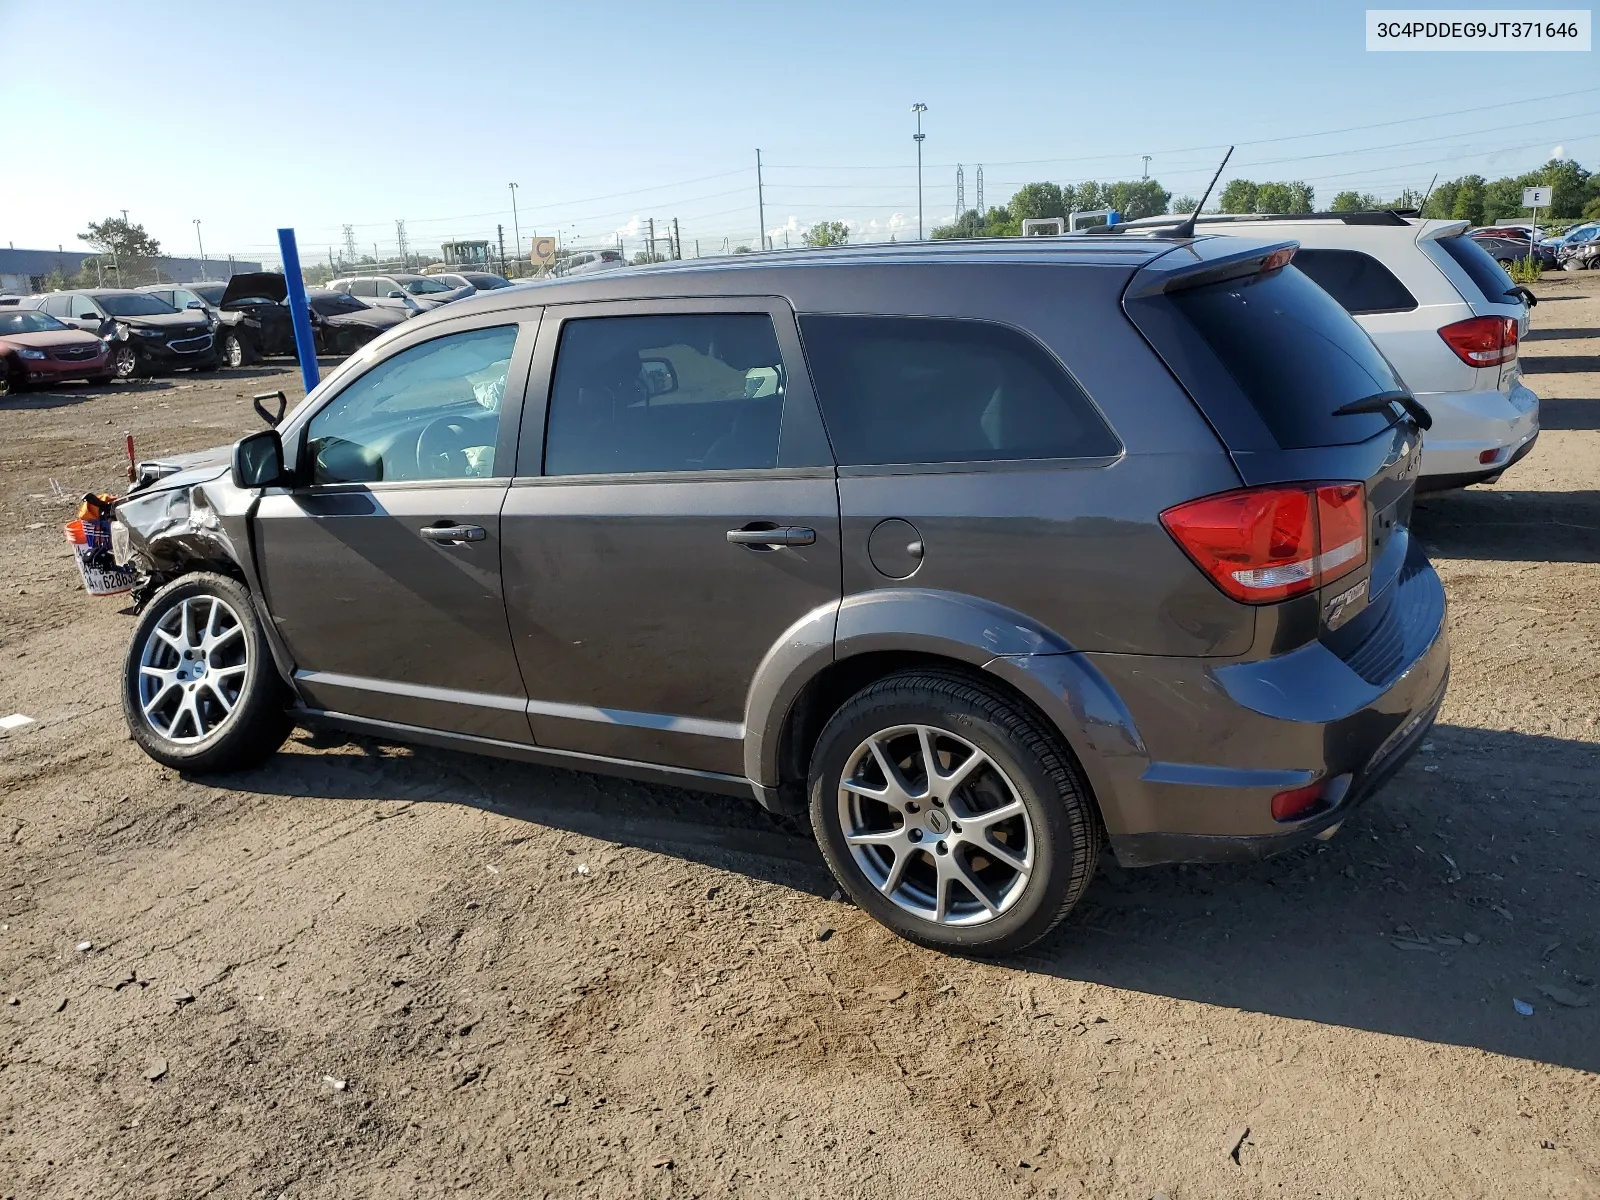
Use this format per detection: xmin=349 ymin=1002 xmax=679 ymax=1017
xmin=0 ymin=270 xmax=513 ymax=392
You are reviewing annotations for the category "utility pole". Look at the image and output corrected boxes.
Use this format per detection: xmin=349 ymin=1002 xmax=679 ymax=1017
xmin=328 ymin=248 xmax=335 ymax=272
xmin=911 ymin=103 xmax=927 ymax=240
xmin=1141 ymin=155 xmax=1151 ymax=180
xmin=193 ymin=219 xmax=206 ymax=280
xmin=497 ymin=224 xmax=507 ymax=276
xmin=956 ymin=164 xmax=965 ymax=215
xmin=395 ymin=220 xmax=409 ymax=271
xmin=647 ymin=217 xmax=655 ymax=262
xmin=508 ymin=182 xmax=521 ymax=277
xmin=672 ymin=217 xmax=681 ymax=260
xmin=756 ymin=149 xmax=766 ymax=253
xmin=976 ymin=165 xmax=984 ymax=215
xmin=695 ymin=238 xmax=701 ymax=258
xmin=342 ymin=224 xmax=357 ymax=265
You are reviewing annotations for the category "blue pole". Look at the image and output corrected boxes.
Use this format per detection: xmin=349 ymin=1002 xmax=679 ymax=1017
xmin=276 ymin=227 xmax=320 ymax=393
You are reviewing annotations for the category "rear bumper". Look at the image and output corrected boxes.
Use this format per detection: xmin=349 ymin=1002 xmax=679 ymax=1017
xmin=1416 ymin=426 xmax=1539 ymax=494
xmin=1416 ymin=381 xmax=1539 ymax=484
xmin=996 ymin=557 xmax=1451 ymax=868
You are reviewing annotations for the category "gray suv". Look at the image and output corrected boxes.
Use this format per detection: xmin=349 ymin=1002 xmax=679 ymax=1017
xmin=111 ymin=237 xmax=1449 ymax=955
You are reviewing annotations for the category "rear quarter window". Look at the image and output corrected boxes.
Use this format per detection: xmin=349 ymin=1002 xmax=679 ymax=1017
xmin=797 ymin=315 xmax=1119 ymax=466
xmin=1292 ymin=249 xmax=1417 ymax=315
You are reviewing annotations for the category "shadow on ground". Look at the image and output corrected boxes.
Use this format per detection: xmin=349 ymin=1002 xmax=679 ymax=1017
xmin=1414 ymin=488 xmax=1600 ymax=562
xmin=226 ymin=720 xmax=1600 ymax=1073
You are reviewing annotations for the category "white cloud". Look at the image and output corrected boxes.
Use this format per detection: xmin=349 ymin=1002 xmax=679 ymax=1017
xmin=615 ymin=215 xmax=644 ymax=239
xmin=766 ymin=214 xmax=805 ymax=243
xmin=1551 ymin=144 xmax=1566 ymax=160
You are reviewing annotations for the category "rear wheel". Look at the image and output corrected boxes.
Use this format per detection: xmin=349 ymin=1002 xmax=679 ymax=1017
xmin=808 ymin=670 xmax=1102 ymax=955
xmin=219 ymin=331 xmax=245 ymax=368
xmin=122 ymin=572 xmax=292 ymax=773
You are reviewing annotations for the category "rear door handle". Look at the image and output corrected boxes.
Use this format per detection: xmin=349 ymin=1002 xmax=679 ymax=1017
xmin=726 ymin=526 xmax=816 ymax=548
xmin=421 ymin=524 xmax=486 ymax=544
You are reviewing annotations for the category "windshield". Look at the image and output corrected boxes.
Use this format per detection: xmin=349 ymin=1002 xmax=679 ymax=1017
xmin=403 ymin=277 xmax=451 ymax=294
xmin=465 ymin=274 xmax=511 ymax=289
xmin=0 ymin=311 xmax=68 ymax=335
xmin=191 ymin=284 xmax=225 ymax=304
xmin=309 ymin=293 xmax=368 ymax=316
xmin=99 ymin=294 xmax=178 ymax=317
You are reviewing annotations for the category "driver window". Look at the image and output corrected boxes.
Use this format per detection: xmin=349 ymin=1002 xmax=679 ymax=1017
xmin=305 ymin=325 xmax=518 ymax=485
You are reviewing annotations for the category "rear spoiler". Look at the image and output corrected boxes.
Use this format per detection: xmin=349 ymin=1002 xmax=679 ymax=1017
xmin=1123 ymin=238 xmax=1299 ymax=299
xmin=1415 ymin=219 xmax=1471 ymax=243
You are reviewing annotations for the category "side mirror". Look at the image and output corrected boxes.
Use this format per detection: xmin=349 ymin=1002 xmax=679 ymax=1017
xmin=640 ymin=356 xmax=679 ymax=397
xmin=387 ymin=290 xmax=405 ymax=299
xmin=78 ymin=312 xmax=98 ymax=321
xmin=232 ymin=429 xmax=288 ymax=489
xmin=186 ymin=299 xmax=204 ymax=309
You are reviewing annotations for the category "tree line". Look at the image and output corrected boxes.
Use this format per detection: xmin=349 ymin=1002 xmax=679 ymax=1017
xmin=1420 ymin=159 xmax=1599 ymax=226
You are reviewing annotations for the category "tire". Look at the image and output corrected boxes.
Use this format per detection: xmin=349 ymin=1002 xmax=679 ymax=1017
xmin=0 ymin=361 xmax=15 ymax=398
xmin=108 ymin=343 xmax=140 ymax=380
xmin=219 ymin=332 xmax=245 ymax=368
xmin=808 ymin=669 xmax=1103 ymax=956
xmin=122 ymin=572 xmax=292 ymax=773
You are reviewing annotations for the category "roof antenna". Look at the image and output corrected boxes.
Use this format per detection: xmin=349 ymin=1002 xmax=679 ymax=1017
xmin=1417 ymin=172 xmax=1439 ymax=218
xmin=1169 ymin=145 xmax=1233 ymax=239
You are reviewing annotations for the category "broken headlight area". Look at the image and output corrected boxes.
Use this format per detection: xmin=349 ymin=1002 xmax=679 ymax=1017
xmin=113 ymin=483 xmax=239 ymax=611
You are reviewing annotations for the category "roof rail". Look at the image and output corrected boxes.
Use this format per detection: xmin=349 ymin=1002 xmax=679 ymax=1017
xmin=1114 ymin=209 xmax=1419 ymax=235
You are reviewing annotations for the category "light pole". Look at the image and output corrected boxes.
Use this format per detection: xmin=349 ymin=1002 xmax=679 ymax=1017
xmin=911 ymin=103 xmax=927 ymax=240
xmin=508 ymin=182 xmax=521 ymax=277
xmin=193 ymin=219 xmax=207 ymax=280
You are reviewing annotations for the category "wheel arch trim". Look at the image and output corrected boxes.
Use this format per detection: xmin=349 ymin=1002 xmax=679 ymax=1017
xmin=743 ymin=589 xmax=1147 ymax=827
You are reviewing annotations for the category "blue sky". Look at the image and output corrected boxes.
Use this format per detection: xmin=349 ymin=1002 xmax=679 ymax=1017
xmin=1 ymin=0 xmax=1595 ymax=266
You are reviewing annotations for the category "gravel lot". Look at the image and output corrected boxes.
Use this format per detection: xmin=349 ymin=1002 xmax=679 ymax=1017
xmin=2 ymin=280 xmax=1597 ymax=1200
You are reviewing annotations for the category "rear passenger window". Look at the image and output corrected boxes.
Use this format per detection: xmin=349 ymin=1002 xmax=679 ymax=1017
xmin=543 ymin=314 xmax=786 ymax=475
xmin=1292 ymin=250 xmax=1416 ymax=314
xmin=799 ymin=315 xmax=1118 ymax=466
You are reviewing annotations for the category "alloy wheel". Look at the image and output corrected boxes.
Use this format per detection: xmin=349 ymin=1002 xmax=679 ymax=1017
xmin=136 ymin=595 xmax=249 ymax=745
xmin=837 ymin=724 xmax=1035 ymax=926
xmin=110 ymin=345 xmax=138 ymax=379
xmin=223 ymin=334 xmax=243 ymax=368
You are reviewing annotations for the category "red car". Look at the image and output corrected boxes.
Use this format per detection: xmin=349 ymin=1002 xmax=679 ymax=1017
xmin=0 ymin=309 xmax=111 ymax=396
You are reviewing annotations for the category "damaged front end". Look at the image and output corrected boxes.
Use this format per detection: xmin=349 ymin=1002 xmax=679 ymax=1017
xmin=111 ymin=451 xmax=250 ymax=611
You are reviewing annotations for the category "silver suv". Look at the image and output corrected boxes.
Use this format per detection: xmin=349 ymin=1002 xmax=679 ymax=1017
xmin=110 ymin=238 xmax=1448 ymax=954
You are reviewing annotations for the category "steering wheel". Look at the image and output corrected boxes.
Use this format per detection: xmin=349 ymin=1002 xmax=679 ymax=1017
xmin=416 ymin=417 xmax=471 ymax=478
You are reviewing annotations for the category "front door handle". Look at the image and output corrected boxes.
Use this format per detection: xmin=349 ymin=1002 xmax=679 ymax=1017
xmin=421 ymin=524 xmax=486 ymax=544
xmin=726 ymin=525 xmax=816 ymax=548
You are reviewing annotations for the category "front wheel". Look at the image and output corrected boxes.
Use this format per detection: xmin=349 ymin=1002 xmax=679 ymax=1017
xmin=808 ymin=670 xmax=1103 ymax=956
xmin=219 ymin=331 xmax=245 ymax=368
xmin=122 ymin=572 xmax=292 ymax=773
xmin=108 ymin=343 xmax=140 ymax=380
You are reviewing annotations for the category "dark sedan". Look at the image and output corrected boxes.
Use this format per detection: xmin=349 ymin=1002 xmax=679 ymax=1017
xmin=26 ymin=289 xmax=216 ymax=379
xmin=1469 ymin=230 xmax=1558 ymax=269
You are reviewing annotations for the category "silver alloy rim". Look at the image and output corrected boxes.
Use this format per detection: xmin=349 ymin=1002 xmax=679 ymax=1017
xmin=112 ymin=346 xmax=137 ymax=378
xmin=136 ymin=595 xmax=249 ymax=745
xmin=224 ymin=335 xmax=242 ymax=367
xmin=837 ymin=724 xmax=1034 ymax=927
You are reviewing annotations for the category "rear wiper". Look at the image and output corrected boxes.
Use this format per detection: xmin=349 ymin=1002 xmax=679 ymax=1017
xmin=1333 ymin=390 xmax=1433 ymax=431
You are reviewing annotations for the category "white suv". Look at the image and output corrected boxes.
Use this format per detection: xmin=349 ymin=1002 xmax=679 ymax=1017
xmin=1120 ymin=212 xmax=1539 ymax=491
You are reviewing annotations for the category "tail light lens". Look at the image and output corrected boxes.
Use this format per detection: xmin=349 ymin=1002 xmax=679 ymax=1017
xmin=1438 ymin=315 xmax=1518 ymax=367
xmin=1161 ymin=482 xmax=1368 ymax=604
xmin=1271 ymin=781 xmax=1326 ymax=822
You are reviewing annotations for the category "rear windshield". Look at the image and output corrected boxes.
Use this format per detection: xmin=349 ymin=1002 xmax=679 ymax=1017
xmin=1436 ymin=235 xmax=1516 ymax=305
xmin=1166 ymin=265 xmax=1406 ymax=449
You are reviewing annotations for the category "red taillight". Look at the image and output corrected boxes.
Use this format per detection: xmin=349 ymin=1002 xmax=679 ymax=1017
xmin=1161 ymin=482 xmax=1368 ymax=605
xmin=1438 ymin=315 xmax=1518 ymax=367
xmin=1271 ymin=781 xmax=1325 ymax=822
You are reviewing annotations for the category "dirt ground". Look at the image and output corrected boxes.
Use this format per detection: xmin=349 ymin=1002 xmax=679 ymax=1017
xmin=1 ymin=282 xmax=1597 ymax=1200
